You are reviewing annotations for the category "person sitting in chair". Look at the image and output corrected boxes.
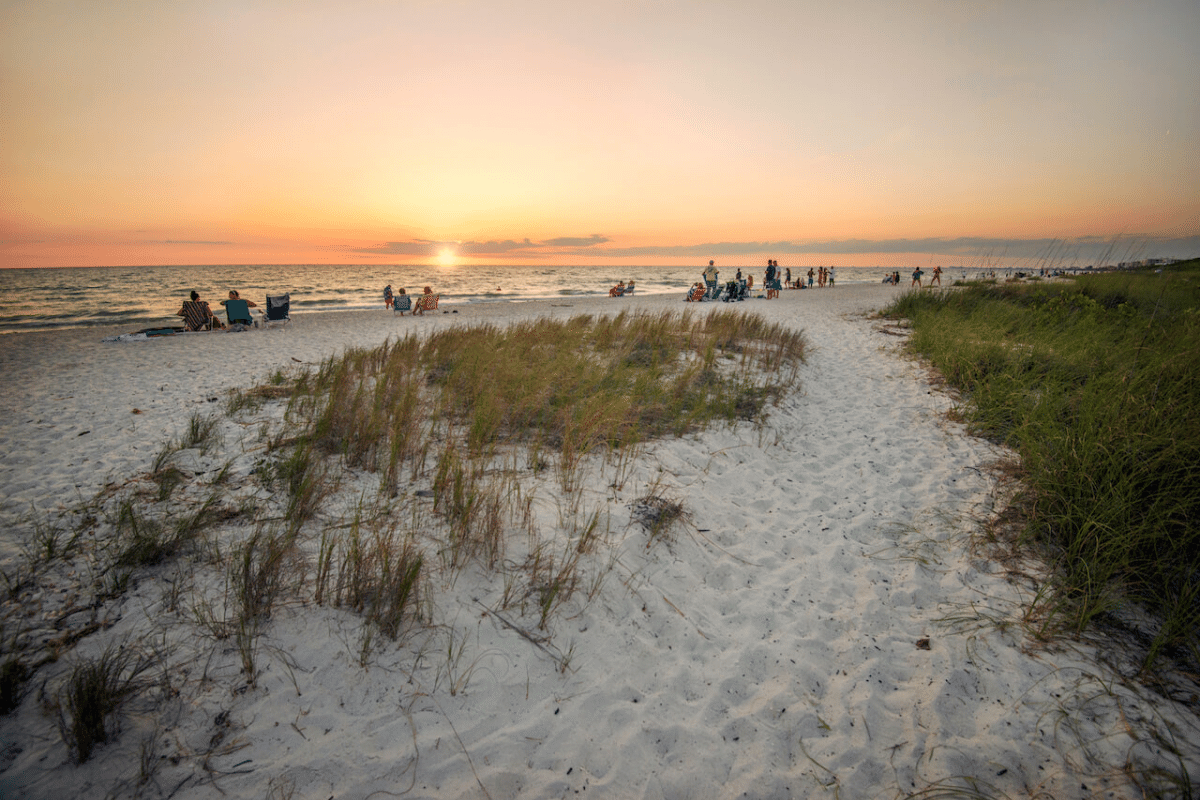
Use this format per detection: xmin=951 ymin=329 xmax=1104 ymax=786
xmin=415 ymin=286 xmax=436 ymax=315
xmin=393 ymin=287 xmax=412 ymax=314
xmin=220 ymin=290 xmax=258 ymax=323
xmin=609 ymin=280 xmax=626 ymax=297
xmin=177 ymin=290 xmax=223 ymax=331
xmin=220 ymin=289 xmax=258 ymax=308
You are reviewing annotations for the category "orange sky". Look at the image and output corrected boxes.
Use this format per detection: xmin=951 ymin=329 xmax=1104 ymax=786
xmin=3 ymin=1 xmax=1198 ymax=269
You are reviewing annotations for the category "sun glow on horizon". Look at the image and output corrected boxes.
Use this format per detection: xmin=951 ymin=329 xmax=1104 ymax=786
xmin=1 ymin=3 xmax=1198 ymax=270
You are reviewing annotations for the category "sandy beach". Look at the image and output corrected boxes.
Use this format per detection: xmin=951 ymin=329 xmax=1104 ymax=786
xmin=1 ymin=284 xmax=1197 ymax=799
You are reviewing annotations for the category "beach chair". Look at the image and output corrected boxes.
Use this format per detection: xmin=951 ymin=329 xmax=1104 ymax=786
xmin=414 ymin=293 xmax=440 ymax=314
xmin=225 ymin=298 xmax=254 ymax=326
xmin=685 ymin=284 xmax=706 ymax=303
xmin=265 ymin=293 xmax=290 ymax=327
xmin=180 ymin=300 xmax=214 ymax=331
xmin=393 ymin=294 xmax=412 ymax=315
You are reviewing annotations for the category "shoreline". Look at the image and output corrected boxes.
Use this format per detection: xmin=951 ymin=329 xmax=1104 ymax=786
xmin=2 ymin=282 xmax=1197 ymax=799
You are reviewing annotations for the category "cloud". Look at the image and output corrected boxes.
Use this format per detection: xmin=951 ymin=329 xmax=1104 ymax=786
xmin=540 ymin=235 xmax=609 ymax=247
xmin=351 ymin=235 xmax=609 ymax=257
xmin=147 ymin=239 xmax=236 ymax=246
xmin=349 ymin=234 xmax=1200 ymax=263
xmin=594 ymin=235 xmax=1200 ymax=261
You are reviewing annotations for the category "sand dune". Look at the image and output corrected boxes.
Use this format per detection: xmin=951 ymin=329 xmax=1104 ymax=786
xmin=1 ymin=285 xmax=1196 ymax=799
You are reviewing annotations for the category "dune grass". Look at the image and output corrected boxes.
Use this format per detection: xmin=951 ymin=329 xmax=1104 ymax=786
xmin=0 ymin=308 xmax=806 ymax=772
xmin=883 ymin=260 xmax=1200 ymax=669
xmin=272 ymin=308 xmax=805 ymax=635
xmin=286 ymin=308 xmax=805 ymax=495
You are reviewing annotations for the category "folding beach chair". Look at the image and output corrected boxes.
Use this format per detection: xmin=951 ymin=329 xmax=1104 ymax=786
xmin=265 ymin=293 xmax=291 ymax=327
xmin=180 ymin=300 xmax=214 ymax=331
xmin=414 ymin=293 xmax=440 ymax=314
xmin=393 ymin=294 xmax=412 ymax=315
xmin=225 ymin=298 xmax=254 ymax=327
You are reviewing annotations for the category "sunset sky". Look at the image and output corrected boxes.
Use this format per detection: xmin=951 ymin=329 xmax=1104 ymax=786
xmin=2 ymin=1 xmax=1198 ymax=269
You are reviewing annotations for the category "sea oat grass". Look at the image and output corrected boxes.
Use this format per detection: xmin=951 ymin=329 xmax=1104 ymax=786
xmin=55 ymin=643 xmax=156 ymax=763
xmin=883 ymin=260 xmax=1200 ymax=668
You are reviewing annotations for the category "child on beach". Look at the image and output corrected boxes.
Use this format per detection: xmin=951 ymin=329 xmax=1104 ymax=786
xmin=383 ymin=284 xmax=394 ymax=309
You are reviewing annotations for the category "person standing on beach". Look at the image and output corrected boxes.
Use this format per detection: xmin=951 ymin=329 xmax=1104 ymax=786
xmin=383 ymin=284 xmax=393 ymax=309
xmin=808 ymin=268 xmax=814 ymax=289
xmin=765 ymin=260 xmax=777 ymax=299
xmin=703 ymin=260 xmax=719 ymax=299
xmin=931 ymin=266 xmax=942 ymax=286
xmin=828 ymin=266 xmax=835 ymax=287
xmin=911 ymin=267 xmax=923 ymax=287
xmin=785 ymin=267 xmax=792 ymax=288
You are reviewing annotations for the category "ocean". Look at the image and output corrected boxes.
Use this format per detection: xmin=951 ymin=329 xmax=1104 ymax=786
xmin=0 ymin=262 xmax=987 ymax=334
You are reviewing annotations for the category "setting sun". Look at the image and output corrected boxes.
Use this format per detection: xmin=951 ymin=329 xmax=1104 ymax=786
xmin=438 ymin=248 xmax=456 ymax=267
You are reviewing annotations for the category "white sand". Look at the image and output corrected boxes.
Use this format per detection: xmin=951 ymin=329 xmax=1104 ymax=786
xmin=1 ymin=286 xmax=1197 ymax=799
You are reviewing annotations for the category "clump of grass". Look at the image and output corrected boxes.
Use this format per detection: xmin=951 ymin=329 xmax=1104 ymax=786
xmin=25 ymin=512 xmax=83 ymax=565
xmin=231 ymin=526 xmax=302 ymax=681
xmin=316 ymin=517 xmax=424 ymax=641
xmin=431 ymin=446 xmax=507 ymax=569
xmin=54 ymin=643 xmax=156 ymax=763
xmin=261 ymin=443 xmax=332 ymax=534
xmin=109 ymin=490 xmax=221 ymax=571
xmin=180 ymin=412 xmax=220 ymax=455
xmin=883 ymin=260 xmax=1200 ymax=668
xmin=0 ymin=655 xmax=28 ymax=715
xmin=631 ymin=495 xmax=689 ymax=548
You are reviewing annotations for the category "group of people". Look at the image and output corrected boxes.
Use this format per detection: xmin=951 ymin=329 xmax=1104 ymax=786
xmin=802 ymin=266 xmax=834 ymax=289
xmin=177 ymin=289 xmax=257 ymax=331
xmin=904 ymin=266 xmax=941 ymax=287
xmin=609 ymin=280 xmax=636 ymax=297
xmin=383 ymin=284 xmax=438 ymax=315
xmin=880 ymin=266 xmax=942 ymax=287
xmin=691 ymin=260 xmax=840 ymax=302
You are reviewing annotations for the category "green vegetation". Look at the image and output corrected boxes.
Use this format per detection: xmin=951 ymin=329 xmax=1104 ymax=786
xmin=883 ymin=259 xmax=1200 ymax=669
xmin=285 ymin=308 xmax=806 ymax=497
xmin=54 ymin=643 xmax=156 ymax=763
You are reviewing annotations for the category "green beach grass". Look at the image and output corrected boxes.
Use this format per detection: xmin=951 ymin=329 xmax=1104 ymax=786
xmin=883 ymin=260 xmax=1200 ymax=670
